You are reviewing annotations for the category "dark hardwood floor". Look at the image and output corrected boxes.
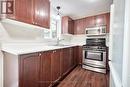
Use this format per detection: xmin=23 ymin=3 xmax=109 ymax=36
xmin=56 ymin=66 xmax=109 ymax=87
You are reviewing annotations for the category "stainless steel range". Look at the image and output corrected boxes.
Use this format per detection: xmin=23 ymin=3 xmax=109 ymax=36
xmin=82 ymin=38 xmax=107 ymax=73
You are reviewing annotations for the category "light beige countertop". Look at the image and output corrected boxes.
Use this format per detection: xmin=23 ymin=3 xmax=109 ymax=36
xmin=1 ymin=43 xmax=79 ymax=55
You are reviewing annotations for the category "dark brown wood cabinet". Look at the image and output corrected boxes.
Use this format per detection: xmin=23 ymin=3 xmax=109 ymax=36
xmin=51 ymin=50 xmax=61 ymax=83
xmin=73 ymin=46 xmax=78 ymax=65
xmin=15 ymin=0 xmax=34 ymax=24
xmin=77 ymin=46 xmax=83 ymax=65
xmin=95 ymin=13 xmax=110 ymax=32
xmin=74 ymin=13 xmax=110 ymax=34
xmin=85 ymin=16 xmax=96 ymax=28
xmin=62 ymin=13 xmax=110 ymax=35
xmin=19 ymin=53 xmax=40 ymax=87
xmin=61 ymin=47 xmax=75 ymax=75
xmin=61 ymin=48 xmax=70 ymax=75
xmin=72 ymin=46 xmax=83 ymax=65
xmin=34 ymin=0 xmax=50 ymax=28
xmin=40 ymin=52 xmax=51 ymax=87
xmin=62 ymin=16 xmax=74 ymax=34
xmin=70 ymin=48 xmax=74 ymax=68
xmin=8 ymin=0 xmax=50 ymax=28
xmin=19 ymin=52 xmax=51 ymax=87
xmin=19 ymin=47 xmax=78 ymax=87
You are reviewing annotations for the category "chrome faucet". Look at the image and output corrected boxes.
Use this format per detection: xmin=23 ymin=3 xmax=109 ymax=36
xmin=56 ymin=37 xmax=64 ymax=45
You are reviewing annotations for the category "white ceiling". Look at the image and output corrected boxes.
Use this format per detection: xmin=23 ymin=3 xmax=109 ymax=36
xmin=51 ymin=0 xmax=113 ymax=20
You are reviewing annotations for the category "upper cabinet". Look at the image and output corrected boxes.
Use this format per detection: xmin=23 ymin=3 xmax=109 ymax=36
xmin=8 ymin=0 xmax=50 ymax=29
xmin=62 ymin=16 xmax=74 ymax=34
xmin=95 ymin=13 xmax=110 ymax=32
xmin=34 ymin=0 xmax=50 ymax=28
xmin=15 ymin=0 xmax=34 ymax=24
xmin=74 ymin=13 xmax=110 ymax=34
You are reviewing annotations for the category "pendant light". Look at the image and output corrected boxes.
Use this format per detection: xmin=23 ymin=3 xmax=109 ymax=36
xmin=56 ymin=6 xmax=61 ymax=20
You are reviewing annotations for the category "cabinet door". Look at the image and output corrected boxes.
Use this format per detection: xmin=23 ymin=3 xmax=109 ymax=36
xmin=15 ymin=0 xmax=33 ymax=24
xmin=51 ymin=50 xmax=61 ymax=83
xmin=62 ymin=16 xmax=74 ymax=34
xmin=77 ymin=46 xmax=83 ymax=64
xmin=61 ymin=48 xmax=71 ymax=75
xmin=68 ymin=19 xmax=74 ymax=34
xmin=85 ymin=16 xmax=96 ymax=28
xmin=61 ymin=48 xmax=69 ymax=74
xmin=19 ymin=53 xmax=40 ymax=87
xmin=74 ymin=18 xmax=87 ymax=34
xmin=95 ymin=13 xmax=110 ymax=32
xmin=34 ymin=0 xmax=50 ymax=28
xmin=95 ymin=14 xmax=106 ymax=26
xmin=40 ymin=52 xmax=51 ymax=87
xmin=69 ymin=48 xmax=74 ymax=69
xmin=73 ymin=47 xmax=78 ymax=66
xmin=62 ymin=16 xmax=68 ymax=34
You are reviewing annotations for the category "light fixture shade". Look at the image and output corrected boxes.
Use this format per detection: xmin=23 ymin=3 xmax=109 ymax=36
xmin=56 ymin=14 xmax=61 ymax=20
xmin=56 ymin=6 xmax=61 ymax=20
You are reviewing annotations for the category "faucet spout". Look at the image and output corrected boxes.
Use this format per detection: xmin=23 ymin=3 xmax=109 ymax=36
xmin=57 ymin=37 xmax=64 ymax=45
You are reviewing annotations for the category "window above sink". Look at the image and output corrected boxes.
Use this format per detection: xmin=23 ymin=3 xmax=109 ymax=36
xmin=43 ymin=6 xmax=62 ymax=39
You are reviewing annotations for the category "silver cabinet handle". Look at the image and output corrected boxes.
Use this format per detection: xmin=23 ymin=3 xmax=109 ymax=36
xmin=53 ymin=50 xmax=56 ymax=53
xmin=39 ymin=53 xmax=42 ymax=56
xmin=32 ymin=21 xmax=35 ymax=24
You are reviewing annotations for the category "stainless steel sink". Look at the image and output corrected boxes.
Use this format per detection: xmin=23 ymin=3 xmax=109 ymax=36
xmin=46 ymin=43 xmax=70 ymax=46
xmin=52 ymin=44 xmax=70 ymax=46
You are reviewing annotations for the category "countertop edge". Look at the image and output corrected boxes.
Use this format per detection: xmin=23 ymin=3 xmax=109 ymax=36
xmin=2 ymin=45 xmax=81 ymax=55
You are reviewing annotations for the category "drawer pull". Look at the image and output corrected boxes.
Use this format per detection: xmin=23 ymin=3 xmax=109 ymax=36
xmin=39 ymin=53 xmax=41 ymax=56
xmin=53 ymin=50 xmax=56 ymax=53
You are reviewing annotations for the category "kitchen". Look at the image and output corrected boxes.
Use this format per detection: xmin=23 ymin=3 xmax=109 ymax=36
xmin=0 ymin=0 xmax=130 ymax=87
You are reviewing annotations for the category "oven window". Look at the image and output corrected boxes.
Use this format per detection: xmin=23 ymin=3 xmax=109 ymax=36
xmin=85 ymin=51 xmax=103 ymax=61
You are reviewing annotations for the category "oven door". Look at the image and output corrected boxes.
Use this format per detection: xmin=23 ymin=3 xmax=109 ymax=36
xmin=83 ymin=50 xmax=106 ymax=67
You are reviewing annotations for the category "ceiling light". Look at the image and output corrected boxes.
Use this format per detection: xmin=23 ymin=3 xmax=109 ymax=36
xmin=56 ymin=6 xmax=61 ymax=20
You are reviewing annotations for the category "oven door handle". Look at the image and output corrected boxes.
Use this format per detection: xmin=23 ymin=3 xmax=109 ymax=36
xmin=86 ymin=50 xmax=105 ymax=53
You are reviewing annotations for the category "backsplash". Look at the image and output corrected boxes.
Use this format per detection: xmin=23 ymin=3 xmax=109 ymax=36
xmin=1 ymin=19 xmax=45 ymax=40
xmin=71 ymin=34 xmax=86 ymax=45
xmin=60 ymin=34 xmax=86 ymax=45
xmin=0 ymin=22 xmax=10 ymax=42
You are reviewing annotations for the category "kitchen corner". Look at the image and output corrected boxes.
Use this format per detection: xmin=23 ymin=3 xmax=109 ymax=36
xmin=2 ymin=0 xmax=129 ymax=87
xmin=1 ymin=36 xmax=85 ymax=87
xmin=0 ymin=17 xmax=86 ymax=87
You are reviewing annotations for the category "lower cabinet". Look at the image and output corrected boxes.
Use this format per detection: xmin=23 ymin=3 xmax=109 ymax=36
xmin=61 ymin=47 xmax=76 ymax=76
xmin=51 ymin=50 xmax=61 ymax=83
xmin=61 ymin=48 xmax=70 ymax=75
xmin=40 ymin=51 xmax=51 ymax=87
xmin=19 ymin=47 xmax=78 ymax=87
xmin=19 ymin=53 xmax=40 ymax=87
xmin=77 ymin=46 xmax=83 ymax=64
xmin=70 ymin=47 xmax=74 ymax=68
xmin=73 ymin=46 xmax=80 ymax=65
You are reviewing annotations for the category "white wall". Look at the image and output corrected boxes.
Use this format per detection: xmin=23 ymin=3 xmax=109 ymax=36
xmin=109 ymin=0 xmax=130 ymax=87
xmin=0 ymin=22 xmax=9 ymax=87
xmin=109 ymin=0 xmax=125 ymax=86
xmin=0 ymin=51 xmax=3 ymax=87
xmin=122 ymin=0 xmax=130 ymax=87
xmin=1 ymin=19 xmax=46 ymax=41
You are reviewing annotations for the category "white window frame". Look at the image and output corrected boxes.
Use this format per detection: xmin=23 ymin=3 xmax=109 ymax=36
xmin=43 ymin=16 xmax=61 ymax=39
